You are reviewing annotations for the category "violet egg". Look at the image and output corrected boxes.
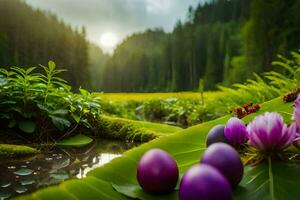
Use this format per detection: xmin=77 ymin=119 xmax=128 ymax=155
xmin=179 ymin=164 xmax=232 ymax=200
xmin=137 ymin=148 xmax=179 ymax=194
xmin=206 ymin=125 xmax=229 ymax=147
xmin=201 ymin=143 xmax=243 ymax=188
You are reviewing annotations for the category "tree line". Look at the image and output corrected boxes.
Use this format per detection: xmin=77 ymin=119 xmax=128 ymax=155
xmin=101 ymin=0 xmax=300 ymax=92
xmin=1 ymin=0 xmax=299 ymax=92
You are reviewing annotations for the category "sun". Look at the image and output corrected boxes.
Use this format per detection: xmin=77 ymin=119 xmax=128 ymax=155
xmin=100 ymin=32 xmax=119 ymax=49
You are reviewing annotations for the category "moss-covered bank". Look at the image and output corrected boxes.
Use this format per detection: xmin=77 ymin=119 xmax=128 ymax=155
xmin=0 ymin=144 xmax=39 ymax=158
xmin=93 ymin=115 xmax=182 ymax=142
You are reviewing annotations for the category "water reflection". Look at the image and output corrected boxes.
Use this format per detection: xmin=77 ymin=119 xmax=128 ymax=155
xmin=76 ymin=153 xmax=121 ymax=179
xmin=0 ymin=139 xmax=138 ymax=199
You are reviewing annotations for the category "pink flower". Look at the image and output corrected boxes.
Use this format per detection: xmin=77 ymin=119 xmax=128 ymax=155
xmin=293 ymin=95 xmax=300 ymax=129
xmin=292 ymin=95 xmax=300 ymax=148
xmin=247 ymin=112 xmax=296 ymax=151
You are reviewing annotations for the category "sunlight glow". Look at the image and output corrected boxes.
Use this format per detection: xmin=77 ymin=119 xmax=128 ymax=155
xmin=100 ymin=32 xmax=119 ymax=50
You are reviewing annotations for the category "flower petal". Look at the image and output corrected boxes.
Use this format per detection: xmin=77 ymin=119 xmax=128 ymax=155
xmin=224 ymin=117 xmax=248 ymax=146
xmin=247 ymin=112 xmax=293 ymax=151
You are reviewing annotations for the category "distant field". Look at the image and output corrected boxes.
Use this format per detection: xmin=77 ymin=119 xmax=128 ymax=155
xmin=97 ymin=91 xmax=225 ymax=102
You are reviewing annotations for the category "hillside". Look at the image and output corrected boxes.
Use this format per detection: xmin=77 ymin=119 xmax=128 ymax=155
xmin=100 ymin=0 xmax=300 ymax=92
xmin=0 ymin=0 xmax=109 ymax=89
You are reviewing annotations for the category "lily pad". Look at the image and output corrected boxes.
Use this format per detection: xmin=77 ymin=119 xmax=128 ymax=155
xmin=20 ymin=179 xmax=35 ymax=186
xmin=15 ymin=186 xmax=28 ymax=194
xmin=50 ymin=171 xmax=70 ymax=181
xmin=1 ymin=182 xmax=11 ymax=188
xmin=0 ymin=192 xmax=11 ymax=199
xmin=57 ymin=134 xmax=93 ymax=147
xmin=14 ymin=168 xmax=33 ymax=176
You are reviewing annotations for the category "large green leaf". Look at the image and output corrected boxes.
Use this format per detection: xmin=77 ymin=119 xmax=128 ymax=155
xmin=112 ymin=184 xmax=178 ymax=200
xmin=56 ymin=134 xmax=93 ymax=147
xmin=112 ymin=158 xmax=300 ymax=200
xmin=235 ymin=158 xmax=300 ymax=200
xmin=50 ymin=115 xmax=71 ymax=131
xmin=18 ymin=98 xmax=298 ymax=200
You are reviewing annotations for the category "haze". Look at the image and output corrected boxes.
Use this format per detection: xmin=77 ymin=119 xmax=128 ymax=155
xmin=24 ymin=0 xmax=202 ymax=53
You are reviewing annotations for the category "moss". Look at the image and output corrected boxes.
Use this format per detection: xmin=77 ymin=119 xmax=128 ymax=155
xmin=0 ymin=144 xmax=39 ymax=157
xmin=94 ymin=115 xmax=181 ymax=142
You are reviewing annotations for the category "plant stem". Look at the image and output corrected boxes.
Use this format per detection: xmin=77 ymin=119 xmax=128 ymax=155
xmin=268 ymin=156 xmax=275 ymax=200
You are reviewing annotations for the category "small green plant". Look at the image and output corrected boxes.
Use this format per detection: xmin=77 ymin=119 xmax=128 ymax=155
xmin=0 ymin=61 xmax=101 ymax=142
xmin=142 ymin=99 xmax=172 ymax=122
xmin=198 ymin=78 xmax=205 ymax=105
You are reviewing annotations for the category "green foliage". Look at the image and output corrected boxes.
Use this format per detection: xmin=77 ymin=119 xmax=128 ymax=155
xmin=128 ymin=98 xmax=226 ymax=127
xmin=18 ymin=120 xmax=36 ymax=133
xmin=100 ymin=92 xmax=229 ymax=127
xmin=0 ymin=61 xmax=101 ymax=142
xmin=142 ymin=99 xmax=172 ymax=122
xmin=18 ymin=97 xmax=297 ymax=200
xmin=0 ymin=0 xmax=92 ymax=89
xmin=219 ymin=51 xmax=300 ymax=105
xmin=100 ymin=100 xmax=137 ymax=120
xmin=225 ymin=56 xmax=248 ymax=84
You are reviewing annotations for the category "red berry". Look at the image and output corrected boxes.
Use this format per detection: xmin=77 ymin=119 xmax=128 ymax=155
xmin=253 ymin=104 xmax=260 ymax=111
xmin=236 ymin=107 xmax=243 ymax=114
xmin=247 ymin=107 xmax=254 ymax=113
xmin=243 ymin=104 xmax=249 ymax=109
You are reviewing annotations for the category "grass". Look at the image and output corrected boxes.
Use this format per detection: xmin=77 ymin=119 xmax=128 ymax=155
xmin=98 ymin=91 xmax=225 ymax=103
xmin=0 ymin=144 xmax=39 ymax=157
xmin=98 ymin=91 xmax=229 ymax=126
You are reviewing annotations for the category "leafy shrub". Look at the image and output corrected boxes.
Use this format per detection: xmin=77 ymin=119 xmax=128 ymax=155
xmin=99 ymin=91 xmax=231 ymax=127
xmin=100 ymin=100 xmax=137 ymax=119
xmin=0 ymin=61 xmax=101 ymax=142
xmin=142 ymin=99 xmax=173 ymax=122
xmin=141 ymin=98 xmax=228 ymax=127
xmin=99 ymin=91 xmax=228 ymax=127
xmin=219 ymin=50 xmax=300 ymax=105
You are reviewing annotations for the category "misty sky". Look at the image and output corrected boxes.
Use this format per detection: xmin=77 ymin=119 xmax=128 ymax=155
xmin=24 ymin=0 xmax=203 ymax=53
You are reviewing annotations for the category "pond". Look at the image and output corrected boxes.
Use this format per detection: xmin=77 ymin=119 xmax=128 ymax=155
xmin=0 ymin=139 xmax=138 ymax=199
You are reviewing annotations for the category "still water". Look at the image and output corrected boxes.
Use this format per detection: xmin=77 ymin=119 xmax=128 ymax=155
xmin=0 ymin=139 xmax=138 ymax=199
